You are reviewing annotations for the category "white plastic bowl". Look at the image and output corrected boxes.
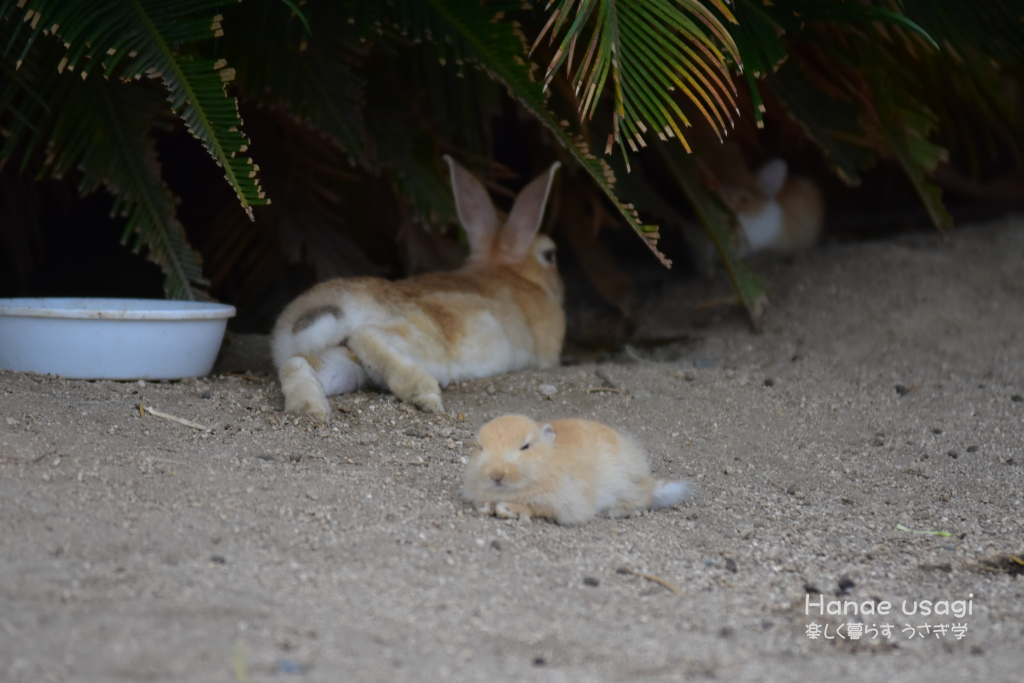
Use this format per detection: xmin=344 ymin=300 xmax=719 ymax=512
xmin=0 ymin=298 xmax=236 ymax=380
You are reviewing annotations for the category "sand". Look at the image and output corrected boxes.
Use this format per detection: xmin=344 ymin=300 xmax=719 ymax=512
xmin=1 ymin=216 xmax=1022 ymax=682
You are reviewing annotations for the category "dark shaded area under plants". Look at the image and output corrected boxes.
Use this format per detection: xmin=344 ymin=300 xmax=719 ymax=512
xmin=3 ymin=0 xmax=1024 ymax=345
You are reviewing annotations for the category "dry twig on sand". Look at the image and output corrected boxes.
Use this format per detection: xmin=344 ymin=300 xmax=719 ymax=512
xmin=617 ymin=566 xmax=684 ymax=596
xmin=142 ymin=404 xmax=211 ymax=431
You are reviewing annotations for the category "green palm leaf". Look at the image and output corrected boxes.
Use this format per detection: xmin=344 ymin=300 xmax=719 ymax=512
xmin=533 ymin=0 xmax=740 ymax=158
xmin=869 ymin=69 xmax=952 ymax=232
xmin=728 ymin=0 xmax=786 ymax=129
xmin=765 ymin=64 xmax=875 ymax=186
xmin=895 ymin=1 xmax=1024 ymax=62
xmin=1 ymin=0 xmax=267 ymax=218
xmin=219 ymin=0 xmax=366 ymax=158
xmin=47 ymin=75 xmax=207 ymax=299
xmin=360 ymin=0 xmax=673 ymax=265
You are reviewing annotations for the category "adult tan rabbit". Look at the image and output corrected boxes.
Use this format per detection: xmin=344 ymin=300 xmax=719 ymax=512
xmin=271 ymin=157 xmax=564 ymax=420
xmin=464 ymin=414 xmax=690 ymax=525
xmin=728 ymin=159 xmax=825 ymax=254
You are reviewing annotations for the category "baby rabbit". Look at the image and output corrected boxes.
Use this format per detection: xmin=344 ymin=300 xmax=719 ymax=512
xmin=463 ymin=414 xmax=691 ymax=525
xmin=272 ymin=158 xmax=565 ymax=420
xmin=731 ymin=159 xmax=824 ymax=254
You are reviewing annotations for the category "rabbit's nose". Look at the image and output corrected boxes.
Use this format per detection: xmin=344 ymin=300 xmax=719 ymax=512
xmin=488 ymin=468 xmax=505 ymax=484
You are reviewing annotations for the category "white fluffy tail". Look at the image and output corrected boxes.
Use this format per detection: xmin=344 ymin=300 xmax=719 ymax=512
xmin=651 ymin=480 xmax=691 ymax=509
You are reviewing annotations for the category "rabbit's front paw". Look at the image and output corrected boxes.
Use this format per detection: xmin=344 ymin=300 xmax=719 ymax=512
xmin=494 ymin=501 xmax=531 ymax=521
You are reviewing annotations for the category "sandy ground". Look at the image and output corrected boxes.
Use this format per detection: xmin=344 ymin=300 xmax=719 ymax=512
xmin=2 ymin=216 xmax=1023 ymax=683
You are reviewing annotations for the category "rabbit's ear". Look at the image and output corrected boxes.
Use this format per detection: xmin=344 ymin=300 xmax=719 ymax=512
xmin=539 ymin=423 xmax=556 ymax=443
xmin=499 ymin=161 xmax=561 ymax=259
xmin=755 ymin=159 xmax=788 ymax=198
xmin=444 ymin=155 xmax=500 ymax=255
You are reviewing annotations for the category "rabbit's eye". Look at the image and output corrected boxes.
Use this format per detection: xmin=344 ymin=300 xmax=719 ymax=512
xmin=540 ymin=249 xmax=556 ymax=265
xmin=520 ymin=442 xmax=531 ymax=451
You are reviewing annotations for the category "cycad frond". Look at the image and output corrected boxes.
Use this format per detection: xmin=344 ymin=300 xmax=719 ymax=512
xmin=1 ymin=0 xmax=267 ymax=218
xmin=534 ymin=0 xmax=740 ymax=157
xmin=220 ymin=0 xmax=366 ymax=158
xmin=365 ymin=0 xmax=672 ymax=264
xmin=902 ymin=1 xmax=1024 ymax=63
xmin=1 ymin=21 xmax=206 ymax=298
xmin=867 ymin=67 xmax=952 ymax=231
xmin=654 ymin=137 xmax=766 ymax=328
xmin=47 ymin=75 xmax=208 ymax=299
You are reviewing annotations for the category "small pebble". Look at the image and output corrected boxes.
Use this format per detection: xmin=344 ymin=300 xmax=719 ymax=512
xmin=288 ymin=453 xmax=303 ymax=463
xmin=632 ymin=389 xmax=652 ymax=399
xmin=490 ymin=540 xmax=501 ymax=551
xmin=724 ymin=558 xmax=737 ymax=573
xmin=872 ymin=437 xmax=884 ymax=447
xmin=278 ymin=660 xmax=304 ymax=674
xmin=257 ymin=453 xmax=275 ymax=461
xmin=967 ymin=445 xmax=978 ymax=453
xmin=486 ymin=384 xmax=496 ymax=395
xmin=582 ymin=577 xmax=600 ymax=587
xmin=837 ymin=576 xmax=855 ymax=593
xmin=764 ymin=378 xmax=775 ymax=387
xmin=939 ymin=494 xmax=950 ymax=502
xmin=719 ymin=626 xmax=735 ymax=638
xmin=683 ymin=372 xmax=696 ymax=382
xmin=895 ymin=384 xmax=909 ymax=396
xmin=403 ymin=428 xmax=427 ymax=439
xmin=786 ymin=484 xmax=799 ymax=495
xmin=210 ymin=555 xmax=226 ymax=564
xmin=595 ymin=369 xmax=616 ymax=388
xmin=538 ymin=383 xmax=557 ymax=398
xmin=533 ymin=657 xmax=547 ymax=667
xmin=948 ymin=450 xmax=958 ymax=459
xmin=201 ymin=390 xmax=211 ymax=399
xmin=1012 ymin=395 xmax=1023 ymax=403
xmin=693 ymin=357 xmax=715 ymax=369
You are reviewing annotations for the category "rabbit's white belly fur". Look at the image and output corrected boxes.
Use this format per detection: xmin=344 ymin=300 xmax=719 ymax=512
xmin=446 ymin=309 xmax=538 ymax=380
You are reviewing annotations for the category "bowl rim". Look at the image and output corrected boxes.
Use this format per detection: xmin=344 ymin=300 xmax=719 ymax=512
xmin=0 ymin=297 xmax=236 ymax=321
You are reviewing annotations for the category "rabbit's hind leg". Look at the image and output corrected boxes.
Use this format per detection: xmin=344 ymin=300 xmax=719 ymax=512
xmin=280 ymin=356 xmax=330 ymax=421
xmin=279 ymin=347 xmax=367 ymax=422
xmin=347 ymin=326 xmax=444 ymax=413
xmin=603 ymin=477 xmax=656 ymax=518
